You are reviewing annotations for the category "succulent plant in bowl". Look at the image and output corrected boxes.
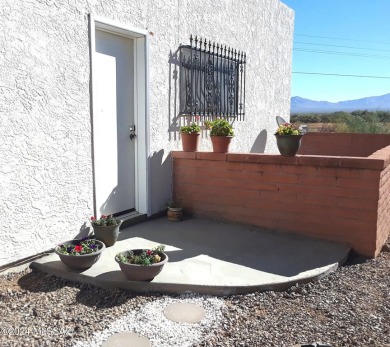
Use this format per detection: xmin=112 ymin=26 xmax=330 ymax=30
xmin=115 ymin=245 xmax=168 ymax=281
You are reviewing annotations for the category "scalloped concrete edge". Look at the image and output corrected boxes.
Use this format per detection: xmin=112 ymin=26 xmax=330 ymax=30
xmin=30 ymin=249 xmax=350 ymax=296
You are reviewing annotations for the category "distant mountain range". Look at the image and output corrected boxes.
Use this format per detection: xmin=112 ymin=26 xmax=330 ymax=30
xmin=291 ymin=93 xmax=390 ymax=113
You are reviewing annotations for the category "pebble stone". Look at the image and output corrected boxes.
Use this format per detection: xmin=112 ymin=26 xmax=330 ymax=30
xmin=163 ymin=303 xmax=206 ymax=323
xmin=0 ymin=243 xmax=389 ymax=347
xmin=101 ymin=332 xmax=151 ymax=347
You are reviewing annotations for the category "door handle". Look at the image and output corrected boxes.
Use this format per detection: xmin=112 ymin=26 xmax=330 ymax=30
xmin=129 ymin=125 xmax=136 ymax=140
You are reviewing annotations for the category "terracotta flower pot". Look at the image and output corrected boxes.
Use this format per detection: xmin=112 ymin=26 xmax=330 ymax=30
xmin=275 ymin=134 xmax=303 ymax=157
xmin=93 ymin=220 xmax=123 ymax=247
xmin=55 ymin=239 xmax=105 ymax=270
xmin=167 ymin=207 xmax=183 ymax=221
xmin=115 ymin=249 xmax=168 ymax=281
xmin=181 ymin=132 xmax=200 ymax=152
xmin=210 ymin=136 xmax=233 ymax=153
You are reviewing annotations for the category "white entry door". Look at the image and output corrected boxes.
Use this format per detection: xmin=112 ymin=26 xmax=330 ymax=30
xmin=93 ymin=29 xmax=136 ymax=216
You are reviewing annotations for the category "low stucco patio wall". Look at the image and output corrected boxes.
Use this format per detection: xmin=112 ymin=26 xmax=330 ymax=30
xmin=172 ymin=137 xmax=390 ymax=257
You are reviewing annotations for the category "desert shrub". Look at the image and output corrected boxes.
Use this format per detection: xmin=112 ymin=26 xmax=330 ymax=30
xmin=334 ymin=113 xmax=389 ymax=134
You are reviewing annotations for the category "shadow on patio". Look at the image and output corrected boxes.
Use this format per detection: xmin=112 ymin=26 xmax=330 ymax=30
xmin=32 ymin=217 xmax=350 ymax=296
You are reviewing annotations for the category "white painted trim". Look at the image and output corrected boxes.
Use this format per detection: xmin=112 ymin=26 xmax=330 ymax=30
xmin=93 ymin=15 xmax=148 ymax=38
xmin=144 ymin=34 xmax=152 ymax=216
xmin=133 ymin=34 xmax=150 ymax=216
xmin=89 ymin=15 xmax=150 ymax=216
xmin=89 ymin=15 xmax=97 ymax=218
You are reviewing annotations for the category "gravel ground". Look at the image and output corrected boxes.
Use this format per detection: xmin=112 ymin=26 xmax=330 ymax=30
xmin=0 ymin=242 xmax=389 ymax=347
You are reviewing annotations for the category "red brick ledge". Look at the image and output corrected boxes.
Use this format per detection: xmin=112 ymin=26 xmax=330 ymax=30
xmin=171 ymin=151 xmax=389 ymax=170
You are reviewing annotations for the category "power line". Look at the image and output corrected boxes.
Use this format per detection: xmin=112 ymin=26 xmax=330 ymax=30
xmin=295 ymin=34 xmax=390 ymax=45
xmin=294 ymin=41 xmax=390 ymax=53
xmin=292 ymin=71 xmax=390 ymax=79
xmin=293 ymin=48 xmax=390 ymax=60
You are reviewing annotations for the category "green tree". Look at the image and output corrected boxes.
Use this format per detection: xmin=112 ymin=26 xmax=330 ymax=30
xmin=335 ymin=112 xmax=389 ymax=134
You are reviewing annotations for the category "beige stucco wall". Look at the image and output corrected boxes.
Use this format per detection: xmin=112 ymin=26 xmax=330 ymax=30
xmin=0 ymin=0 xmax=294 ymax=266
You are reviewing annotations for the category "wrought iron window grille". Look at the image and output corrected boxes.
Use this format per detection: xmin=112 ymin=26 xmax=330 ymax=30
xmin=179 ymin=35 xmax=246 ymax=121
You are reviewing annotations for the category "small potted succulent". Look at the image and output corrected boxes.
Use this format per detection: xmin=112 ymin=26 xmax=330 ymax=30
xmin=90 ymin=214 xmax=123 ymax=247
xmin=55 ymin=237 xmax=105 ymax=270
xmin=180 ymin=123 xmax=201 ymax=152
xmin=115 ymin=245 xmax=168 ymax=281
xmin=166 ymin=199 xmax=183 ymax=222
xmin=204 ymin=118 xmax=234 ymax=153
xmin=274 ymin=122 xmax=303 ymax=157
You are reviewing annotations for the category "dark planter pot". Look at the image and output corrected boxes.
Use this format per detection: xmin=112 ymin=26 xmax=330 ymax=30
xmin=167 ymin=207 xmax=183 ymax=222
xmin=275 ymin=134 xmax=303 ymax=157
xmin=115 ymin=249 xmax=169 ymax=281
xmin=181 ymin=132 xmax=200 ymax=152
xmin=55 ymin=239 xmax=105 ymax=270
xmin=93 ymin=220 xmax=123 ymax=247
xmin=210 ymin=136 xmax=233 ymax=153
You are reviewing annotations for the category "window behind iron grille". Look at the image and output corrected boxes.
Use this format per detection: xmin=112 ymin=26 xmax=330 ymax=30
xmin=179 ymin=35 xmax=246 ymax=121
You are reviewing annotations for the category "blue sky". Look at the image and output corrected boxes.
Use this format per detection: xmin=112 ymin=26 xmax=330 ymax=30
xmin=282 ymin=0 xmax=390 ymax=102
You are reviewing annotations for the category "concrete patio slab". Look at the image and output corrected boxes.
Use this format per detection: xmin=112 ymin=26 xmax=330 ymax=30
xmin=31 ymin=217 xmax=351 ymax=296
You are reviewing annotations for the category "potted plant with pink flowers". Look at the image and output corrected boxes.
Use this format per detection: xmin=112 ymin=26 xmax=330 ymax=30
xmin=55 ymin=237 xmax=105 ymax=269
xmin=90 ymin=214 xmax=123 ymax=247
xmin=274 ymin=122 xmax=304 ymax=157
xmin=180 ymin=123 xmax=201 ymax=152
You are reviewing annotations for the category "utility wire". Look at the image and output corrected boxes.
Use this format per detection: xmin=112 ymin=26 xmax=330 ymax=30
xmin=294 ymin=41 xmax=390 ymax=53
xmin=293 ymin=71 xmax=390 ymax=79
xmin=293 ymin=48 xmax=390 ymax=60
xmin=295 ymin=34 xmax=390 ymax=45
